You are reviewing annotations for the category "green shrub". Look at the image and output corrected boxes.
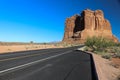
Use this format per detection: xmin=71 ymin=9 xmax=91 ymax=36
xmin=102 ymin=54 xmax=112 ymax=59
xmin=85 ymin=36 xmax=116 ymax=51
xmin=116 ymin=43 xmax=120 ymax=47
xmin=84 ymin=36 xmax=120 ymax=59
xmin=115 ymin=53 xmax=120 ymax=58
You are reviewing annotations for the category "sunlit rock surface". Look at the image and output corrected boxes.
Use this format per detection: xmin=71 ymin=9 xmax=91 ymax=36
xmin=63 ymin=9 xmax=118 ymax=44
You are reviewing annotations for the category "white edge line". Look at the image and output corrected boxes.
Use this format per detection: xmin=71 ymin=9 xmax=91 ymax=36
xmin=0 ymin=50 xmax=72 ymax=74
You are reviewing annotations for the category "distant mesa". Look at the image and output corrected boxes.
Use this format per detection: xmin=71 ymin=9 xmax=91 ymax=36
xmin=62 ymin=9 xmax=119 ymax=44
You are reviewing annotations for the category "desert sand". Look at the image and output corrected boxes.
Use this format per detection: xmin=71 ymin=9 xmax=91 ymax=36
xmin=0 ymin=44 xmax=63 ymax=54
xmin=92 ymin=53 xmax=120 ymax=80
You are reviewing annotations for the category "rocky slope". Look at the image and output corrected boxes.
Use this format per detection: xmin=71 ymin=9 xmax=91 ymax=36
xmin=63 ymin=9 xmax=118 ymax=44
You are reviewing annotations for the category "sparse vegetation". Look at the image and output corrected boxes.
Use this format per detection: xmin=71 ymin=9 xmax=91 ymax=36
xmin=84 ymin=36 xmax=120 ymax=59
xmin=30 ymin=41 xmax=34 ymax=44
xmin=102 ymin=54 xmax=112 ymax=59
xmin=7 ymin=48 xmax=11 ymax=51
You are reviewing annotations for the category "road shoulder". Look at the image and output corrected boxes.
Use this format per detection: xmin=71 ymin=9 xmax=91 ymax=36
xmin=86 ymin=51 xmax=120 ymax=80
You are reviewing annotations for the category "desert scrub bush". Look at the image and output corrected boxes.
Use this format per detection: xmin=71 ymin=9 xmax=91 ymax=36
xmin=85 ymin=36 xmax=115 ymax=52
xmin=102 ymin=54 xmax=112 ymax=59
xmin=115 ymin=53 xmax=120 ymax=58
xmin=115 ymin=43 xmax=120 ymax=47
xmin=110 ymin=46 xmax=120 ymax=53
xmin=7 ymin=48 xmax=11 ymax=51
xmin=85 ymin=36 xmax=120 ymax=60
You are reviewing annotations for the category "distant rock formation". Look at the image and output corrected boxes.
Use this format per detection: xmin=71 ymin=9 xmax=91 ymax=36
xmin=63 ymin=9 xmax=118 ymax=44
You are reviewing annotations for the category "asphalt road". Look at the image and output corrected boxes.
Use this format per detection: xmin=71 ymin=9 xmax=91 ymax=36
xmin=0 ymin=46 xmax=97 ymax=80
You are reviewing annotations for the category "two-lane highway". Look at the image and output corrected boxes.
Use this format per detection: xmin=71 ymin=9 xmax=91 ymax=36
xmin=0 ymin=46 xmax=96 ymax=80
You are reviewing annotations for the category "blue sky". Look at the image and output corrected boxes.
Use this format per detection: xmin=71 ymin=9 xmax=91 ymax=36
xmin=0 ymin=0 xmax=120 ymax=42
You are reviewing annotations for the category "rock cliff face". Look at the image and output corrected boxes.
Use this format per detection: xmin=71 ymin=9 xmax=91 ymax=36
xmin=63 ymin=9 xmax=118 ymax=43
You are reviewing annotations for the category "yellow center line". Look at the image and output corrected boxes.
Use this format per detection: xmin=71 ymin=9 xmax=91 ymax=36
xmin=0 ymin=53 xmax=44 ymax=62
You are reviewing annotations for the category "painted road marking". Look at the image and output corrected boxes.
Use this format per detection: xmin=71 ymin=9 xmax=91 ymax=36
xmin=0 ymin=50 xmax=72 ymax=74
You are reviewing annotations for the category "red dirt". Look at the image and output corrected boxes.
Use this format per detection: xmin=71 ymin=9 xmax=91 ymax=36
xmin=111 ymin=58 xmax=120 ymax=69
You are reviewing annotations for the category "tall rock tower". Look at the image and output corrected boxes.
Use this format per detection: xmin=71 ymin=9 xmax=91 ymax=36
xmin=63 ymin=9 xmax=118 ymax=44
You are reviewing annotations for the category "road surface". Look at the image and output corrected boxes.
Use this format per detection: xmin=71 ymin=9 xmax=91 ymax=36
xmin=0 ymin=46 xmax=98 ymax=80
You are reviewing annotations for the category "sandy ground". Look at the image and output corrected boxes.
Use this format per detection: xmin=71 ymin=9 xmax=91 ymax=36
xmin=0 ymin=44 xmax=63 ymax=54
xmin=91 ymin=53 xmax=120 ymax=80
xmin=111 ymin=58 xmax=120 ymax=69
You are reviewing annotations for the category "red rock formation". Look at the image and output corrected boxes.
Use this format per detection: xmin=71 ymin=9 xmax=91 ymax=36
xmin=63 ymin=9 xmax=118 ymax=43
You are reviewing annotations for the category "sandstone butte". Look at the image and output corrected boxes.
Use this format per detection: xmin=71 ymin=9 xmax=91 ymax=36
xmin=62 ymin=9 xmax=119 ymax=44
